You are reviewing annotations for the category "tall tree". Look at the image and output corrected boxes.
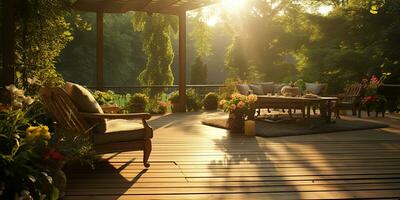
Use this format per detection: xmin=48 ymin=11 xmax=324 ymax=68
xmin=132 ymin=13 xmax=178 ymax=87
xmin=189 ymin=11 xmax=213 ymax=84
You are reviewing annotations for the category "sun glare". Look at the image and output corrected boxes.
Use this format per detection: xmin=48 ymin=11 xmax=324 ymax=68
xmin=221 ymin=0 xmax=247 ymax=12
xmin=206 ymin=15 xmax=220 ymax=26
xmin=318 ymin=5 xmax=333 ymax=15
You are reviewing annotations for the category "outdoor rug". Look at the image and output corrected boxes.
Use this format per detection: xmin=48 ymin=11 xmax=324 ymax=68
xmin=201 ymin=117 xmax=388 ymax=137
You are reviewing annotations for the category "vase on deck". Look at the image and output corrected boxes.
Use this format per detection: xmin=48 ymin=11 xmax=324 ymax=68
xmin=227 ymin=112 xmax=244 ymax=133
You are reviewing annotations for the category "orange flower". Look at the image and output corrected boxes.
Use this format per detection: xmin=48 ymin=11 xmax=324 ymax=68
xmin=237 ymin=101 xmax=245 ymax=109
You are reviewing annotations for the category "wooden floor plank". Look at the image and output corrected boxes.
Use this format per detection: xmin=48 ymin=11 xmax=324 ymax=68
xmin=65 ymin=112 xmax=400 ymax=199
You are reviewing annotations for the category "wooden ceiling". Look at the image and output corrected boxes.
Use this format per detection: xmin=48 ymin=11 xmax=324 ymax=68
xmin=73 ymin=0 xmax=218 ymax=15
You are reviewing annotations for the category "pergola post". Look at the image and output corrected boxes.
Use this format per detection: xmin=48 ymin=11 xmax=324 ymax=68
xmin=1 ymin=0 xmax=16 ymax=103
xmin=96 ymin=11 xmax=104 ymax=91
xmin=178 ymin=11 xmax=187 ymax=112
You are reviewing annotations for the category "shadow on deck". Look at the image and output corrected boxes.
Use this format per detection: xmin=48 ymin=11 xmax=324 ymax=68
xmin=64 ymin=111 xmax=400 ymax=200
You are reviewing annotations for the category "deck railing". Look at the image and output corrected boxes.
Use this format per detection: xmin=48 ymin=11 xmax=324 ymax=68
xmin=87 ymin=84 xmax=226 ymax=96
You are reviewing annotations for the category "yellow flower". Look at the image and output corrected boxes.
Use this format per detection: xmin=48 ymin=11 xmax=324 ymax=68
xmin=25 ymin=125 xmax=51 ymax=142
xmin=246 ymin=94 xmax=258 ymax=103
xmin=40 ymin=126 xmax=51 ymax=140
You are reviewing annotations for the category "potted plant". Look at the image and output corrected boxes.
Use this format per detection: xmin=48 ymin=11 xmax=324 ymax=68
xmin=362 ymin=73 xmax=390 ymax=116
xmin=203 ymin=92 xmax=219 ymax=110
xmin=126 ymin=93 xmax=149 ymax=113
xmin=168 ymin=91 xmax=180 ymax=113
xmin=92 ymin=90 xmax=115 ymax=105
xmin=281 ymin=82 xmax=300 ymax=97
xmin=221 ymin=93 xmax=257 ymax=132
xmin=186 ymin=89 xmax=202 ymax=111
xmin=158 ymin=101 xmax=168 ymax=114
xmin=294 ymin=79 xmax=306 ymax=95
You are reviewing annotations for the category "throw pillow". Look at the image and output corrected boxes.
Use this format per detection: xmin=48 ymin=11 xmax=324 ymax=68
xmin=260 ymin=82 xmax=274 ymax=94
xmin=64 ymin=82 xmax=106 ymax=133
xmin=249 ymin=84 xmax=264 ymax=95
xmin=236 ymin=84 xmax=252 ymax=95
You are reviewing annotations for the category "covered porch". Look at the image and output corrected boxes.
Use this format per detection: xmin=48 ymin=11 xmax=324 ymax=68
xmin=72 ymin=0 xmax=219 ymax=112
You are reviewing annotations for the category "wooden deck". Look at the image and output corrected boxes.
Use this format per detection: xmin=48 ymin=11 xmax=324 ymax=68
xmin=65 ymin=112 xmax=400 ymax=200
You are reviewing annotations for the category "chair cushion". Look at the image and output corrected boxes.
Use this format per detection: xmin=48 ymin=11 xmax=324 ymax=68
xmin=64 ymin=82 xmax=106 ymax=133
xmin=305 ymin=83 xmax=327 ymax=95
xmin=249 ymin=84 xmax=264 ymax=95
xmin=93 ymin=119 xmax=152 ymax=145
xmin=259 ymin=82 xmax=274 ymax=94
xmin=236 ymin=84 xmax=252 ymax=95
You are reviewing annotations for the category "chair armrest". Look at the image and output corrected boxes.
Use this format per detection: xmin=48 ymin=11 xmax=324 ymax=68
xmin=79 ymin=112 xmax=151 ymax=120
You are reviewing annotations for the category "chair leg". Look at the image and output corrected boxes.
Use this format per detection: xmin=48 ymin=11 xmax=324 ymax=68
xmin=143 ymin=139 xmax=152 ymax=168
xmin=352 ymin=108 xmax=356 ymax=116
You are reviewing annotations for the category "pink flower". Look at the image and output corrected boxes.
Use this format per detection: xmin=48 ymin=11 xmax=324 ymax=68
xmin=229 ymin=104 xmax=236 ymax=111
xmin=237 ymin=101 xmax=245 ymax=109
xmin=370 ymin=75 xmax=379 ymax=84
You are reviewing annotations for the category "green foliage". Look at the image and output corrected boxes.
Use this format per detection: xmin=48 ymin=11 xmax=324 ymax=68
xmin=9 ymin=0 xmax=88 ymax=90
xmin=190 ymin=56 xmax=208 ymax=84
xmin=292 ymin=0 xmax=400 ymax=92
xmin=294 ymin=79 xmax=306 ymax=92
xmin=0 ymin=85 xmax=97 ymax=199
xmin=147 ymin=96 xmax=168 ymax=114
xmin=58 ymin=12 xmax=146 ymax=86
xmin=168 ymin=91 xmax=180 ymax=104
xmin=189 ymin=13 xmax=213 ymax=58
xmin=132 ymin=13 xmax=177 ymax=88
xmin=126 ymin=93 xmax=149 ymax=113
xmin=203 ymin=92 xmax=219 ymax=110
xmin=92 ymin=90 xmax=116 ymax=105
xmin=224 ymin=35 xmax=260 ymax=82
xmin=186 ymin=89 xmax=202 ymax=112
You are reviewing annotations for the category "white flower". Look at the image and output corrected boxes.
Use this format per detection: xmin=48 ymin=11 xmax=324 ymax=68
xmin=27 ymin=77 xmax=39 ymax=85
xmin=12 ymin=100 xmax=23 ymax=108
xmin=5 ymin=84 xmax=17 ymax=93
xmin=24 ymin=96 xmax=34 ymax=105
xmin=18 ymin=190 xmax=33 ymax=200
xmin=14 ymin=89 xmax=25 ymax=97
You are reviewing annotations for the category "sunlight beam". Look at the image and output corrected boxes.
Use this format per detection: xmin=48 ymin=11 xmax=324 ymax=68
xmin=221 ymin=0 xmax=247 ymax=12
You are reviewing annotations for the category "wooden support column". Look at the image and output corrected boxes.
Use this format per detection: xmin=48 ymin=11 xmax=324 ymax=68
xmin=1 ymin=0 xmax=16 ymax=103
xmin=96 ymin=11 xmax=104 ymax=91
xmin=178 ymin=12 xmax=187 ymax=112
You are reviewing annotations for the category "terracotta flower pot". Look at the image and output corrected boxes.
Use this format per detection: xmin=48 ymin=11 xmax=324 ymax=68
xmin=227 ymin=112 xmax=244 ymax=133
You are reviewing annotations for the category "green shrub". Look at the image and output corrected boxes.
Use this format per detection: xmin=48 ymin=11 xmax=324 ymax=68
xmin=147 ymin=98 xmax=169 ymax=114
xmin=168 ymin=91 xmax=179 ymax=104
xmin=126 ymin=93 xmax=149 ymax=113
xmin=0 ymin=85 xmax=97 ymax=199
xmin=92 ymin=90 xmax=115 ymax=105
xmin=186 ymin=89 xmax=202 ymax=111
xmin=203 ymin=92 xmax=219 ymax=110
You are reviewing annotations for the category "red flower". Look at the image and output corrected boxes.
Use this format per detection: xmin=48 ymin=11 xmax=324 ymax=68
xmin=44 ymin=149 xmax=64 ymax=160
xmin=363 ymin=95 xmax=378 ymax=103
